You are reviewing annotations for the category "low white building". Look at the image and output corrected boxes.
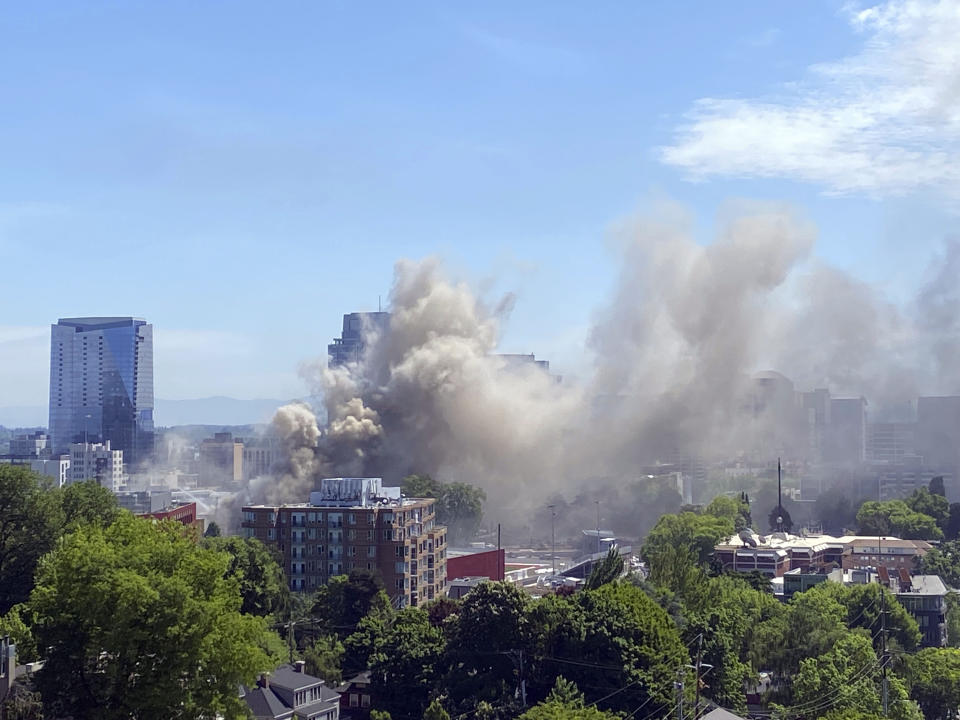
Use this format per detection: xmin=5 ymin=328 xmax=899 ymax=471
xmin=30 ymin=455 xmax=71 ymax=487
xmin=69 ymin=441 xmax=123 ymax=491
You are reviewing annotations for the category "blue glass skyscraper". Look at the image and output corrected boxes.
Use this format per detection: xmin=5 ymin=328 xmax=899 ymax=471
xmin=48 ymin=317 xmax=154 ymax=469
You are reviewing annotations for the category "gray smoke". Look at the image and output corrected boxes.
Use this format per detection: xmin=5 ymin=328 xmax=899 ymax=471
xmin=234 ymin=206 xmax=960 ymax=536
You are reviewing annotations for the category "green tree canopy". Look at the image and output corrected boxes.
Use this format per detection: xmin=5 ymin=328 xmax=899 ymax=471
xmin=642 ymin=511 xmax=735 ymax=568
xmin=202 ymin=535 xmax=289 ymax=617
xmin=532 ymin=583 xmax=688 ymax=714
xmin=400 ymin=474 xmax=486 ymax=545
xmin=919 ymin=541 xmax=960 ymax=588
xmin=809 ymin=581 xmax=921 ymax=652
xmin=584 ymin=547 xmax=624 ymax=590
xmin=369 ymin=608 xmax=446 ymax=718
xmin=423 ymin=697 xmax=451 ymax=720
xmin=0 ymin=604 xmax=38 ymax=664
xmin=30 ymin=514 xmax=283 ymax=720
xmin=906 ymin=487 xmax=950 ymax=529
xmin=856 ymin=500 xmax=943 ymax=540
xmin=203 ymin=520 xmax=222 ymax=537
xmin=313 ymin=568 xmax=392 ymax=633
xmin=0 ymin=466 xmax=63 ymax=613
xmin=705 ymin=494 xmax=752 ymax=531
xmin=904 ymin=647 xmax=960 ymax=720
xmin=303 ymin=633 xmax=344 ymax=686
xmin=56 ymin=479 xmax=121 ymax=531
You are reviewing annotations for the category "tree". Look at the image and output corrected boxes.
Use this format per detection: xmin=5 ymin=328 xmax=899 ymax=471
xmin=904 ymin=647 xmax=960 ymax=720
xmin=445 ymin=582 xmax=530 ymax=713
xmin=423 ymin=698 xmax=451 ymax=720
xmin=529 ymin=583 xmax=687 ymax=714
xmin=906 ymin=487 xmax=950 ymax=530
xmin=791 ymin=633 xmax=882 ymax=716
xmin=767 ymin=504 xmax=793 ymax=533
xmin=0 ymin=466 xmax=63 ymax=613
xmin=402 ymin=474 xmax=440 ymax=498
xmin=705 ymin=494 xmax=751 ymax=531
xmin=313 ymin=569 xmax=392 ymax=632
xmin=680 ymin=574 xmax=783 ymax=713
xmin=584 ymin=547 xmax=624 ymax=590
xmin=814 ymin=487 xmax=859 ymax=535
xmin=30 ymin=514 xmax=283 ymax=720
xmin=204 ymin=521 xmax=222 ymax=537
xmin=437 ymin=482 xmax=486 ymax=545
xmin=856 ymin=500 xmax=943 ymax=540
xmin=57 ymin=479 xmax=121 ymax=531
xmin=517 ymin=677 xmax=621 ymax=720
xmin=343 ymin=612 xmax=390 ymax=676
xmin=400 ymin=474 xmax=486 ymax=545
xmin=930 ymin=476 xmax=947 ymax=498
xmin=642 ymin=511 xmax=735 ymax=568
xmin=202 ymin=536 xmax=289 ymax=617
xmin=369 ymin=608 xmax=446 ymax=718
xmin=810 ymin=582 xmax=921 ymax=652
xmin=947 ymin=593 xmax=960 ymax=647
xmin=919 ymin=540 xmax=960 ymax=588
xmin=0 ymin=604 xmax=38 ymax=663
xmin=946 ymin=504 xmax=960 ymax=541
xmin=304 ymin=633 xmax=344 ymax=686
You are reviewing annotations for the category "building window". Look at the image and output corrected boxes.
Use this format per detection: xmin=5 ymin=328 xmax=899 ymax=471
xmin=350 ymin=694 xmax=359 ymax=708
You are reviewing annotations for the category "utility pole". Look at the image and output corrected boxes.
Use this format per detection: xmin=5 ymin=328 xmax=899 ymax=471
xmin=693 ymin=634 xmax=703 ymax=719
xmin=675 ymin=668 xmax=685 ymax=720
xmin=878 ymin=473 xmax=889 ymax=717
xmin=595 ymin=500 xmax=601 ymax=556
xmin=547 ymin=504 xmax=557 ymax=576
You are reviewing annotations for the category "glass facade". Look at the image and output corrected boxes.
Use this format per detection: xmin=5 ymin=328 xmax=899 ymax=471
xmin=49 ymin=317 xmax=154 ymax=469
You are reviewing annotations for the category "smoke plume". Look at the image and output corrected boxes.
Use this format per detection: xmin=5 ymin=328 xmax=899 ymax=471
xmin=234 ymin=205 xmax=960 ymax=538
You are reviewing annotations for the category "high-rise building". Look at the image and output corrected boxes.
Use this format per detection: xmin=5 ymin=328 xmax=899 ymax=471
xmin=327 ymin=312 xmax=390 ymax=367
xmin=242 ymin=477 xmax=447 ymax=607
xmin=48 ymin=317 xmax=154 ymax=468
xmin=199 ymin=432 xmax=244 ymax=485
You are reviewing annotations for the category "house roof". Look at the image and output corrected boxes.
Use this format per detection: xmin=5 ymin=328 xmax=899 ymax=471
xmin=700 ymin=707 xmax=748 ymax=720
xmin=243 ymin=686 xmax=294 ymax=719
xmin=271 ymin=665 xmax=326 ymax=692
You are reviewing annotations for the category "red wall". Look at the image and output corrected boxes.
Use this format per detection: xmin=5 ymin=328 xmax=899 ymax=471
xmin=446 ymin=549 xmax=505 ymax=582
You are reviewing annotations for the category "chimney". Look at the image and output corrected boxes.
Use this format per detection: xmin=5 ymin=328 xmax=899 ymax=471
xmin=294 ymin=660 xmax=306 ymax=673
xmin=257 ymin=673 xmax=269 ymax=689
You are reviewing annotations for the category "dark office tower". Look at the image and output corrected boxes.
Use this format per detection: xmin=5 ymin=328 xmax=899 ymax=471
xmin=916 ymin=396 xmax=960 ymax=481
xmin=824 ymin=397 xmax=868 ymax=466
xmin=48 ymin=318 xmax=154 ymax=469
xmin=327 ymin=312 xmax=390 ymax=367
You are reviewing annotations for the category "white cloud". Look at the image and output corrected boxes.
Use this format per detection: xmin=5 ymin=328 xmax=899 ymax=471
xmin=661 ymin=0 xmax=960 ymax=202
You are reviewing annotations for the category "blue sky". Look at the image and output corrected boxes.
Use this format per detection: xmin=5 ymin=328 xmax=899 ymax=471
xmin=1 ymin=0 xmax=957 ymax=410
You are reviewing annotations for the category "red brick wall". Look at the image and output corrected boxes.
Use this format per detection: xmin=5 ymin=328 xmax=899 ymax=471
xmin=447 ymin=549 xmax=505 ymax=582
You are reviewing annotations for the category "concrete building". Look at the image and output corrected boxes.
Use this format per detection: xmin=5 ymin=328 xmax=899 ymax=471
xmin=916 ymin=396 xmax=960 ymax=498
xmin=243 ymin=438 xmax=279 ymax=481
xmin=9 ymin=432 xmax=48 ymax=457
xmin=867 ymin=422 xmax=916 ymax=464
xmin=69 ymin=441 xmax=123 ymax=491
xmin=824 ymin=397 xmax=867 ymax=465
xmin=199 ymin=432 xmax=243 ymax=485
xmin=116 ymin=489 xmax=172 ymax=514
xmin=49 ymin=317 xmax=154 ymax=469
xmin=242 ymin=477 xmax=447 ymax=607
xmin=30 ymin=456 xmax=71 ymax=487
xmin=714 ymin=531 xmax=932 ymax=578
xmin=328 ymin=312 xmax=390 ymax=367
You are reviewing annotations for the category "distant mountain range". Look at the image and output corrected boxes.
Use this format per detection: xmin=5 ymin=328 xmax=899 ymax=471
xmin=0 ymin=396 xmax=319 ymax=430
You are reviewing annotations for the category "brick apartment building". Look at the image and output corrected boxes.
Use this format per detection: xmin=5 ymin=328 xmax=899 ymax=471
xmin=242 ymin=477 xmax=447 ymax=607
